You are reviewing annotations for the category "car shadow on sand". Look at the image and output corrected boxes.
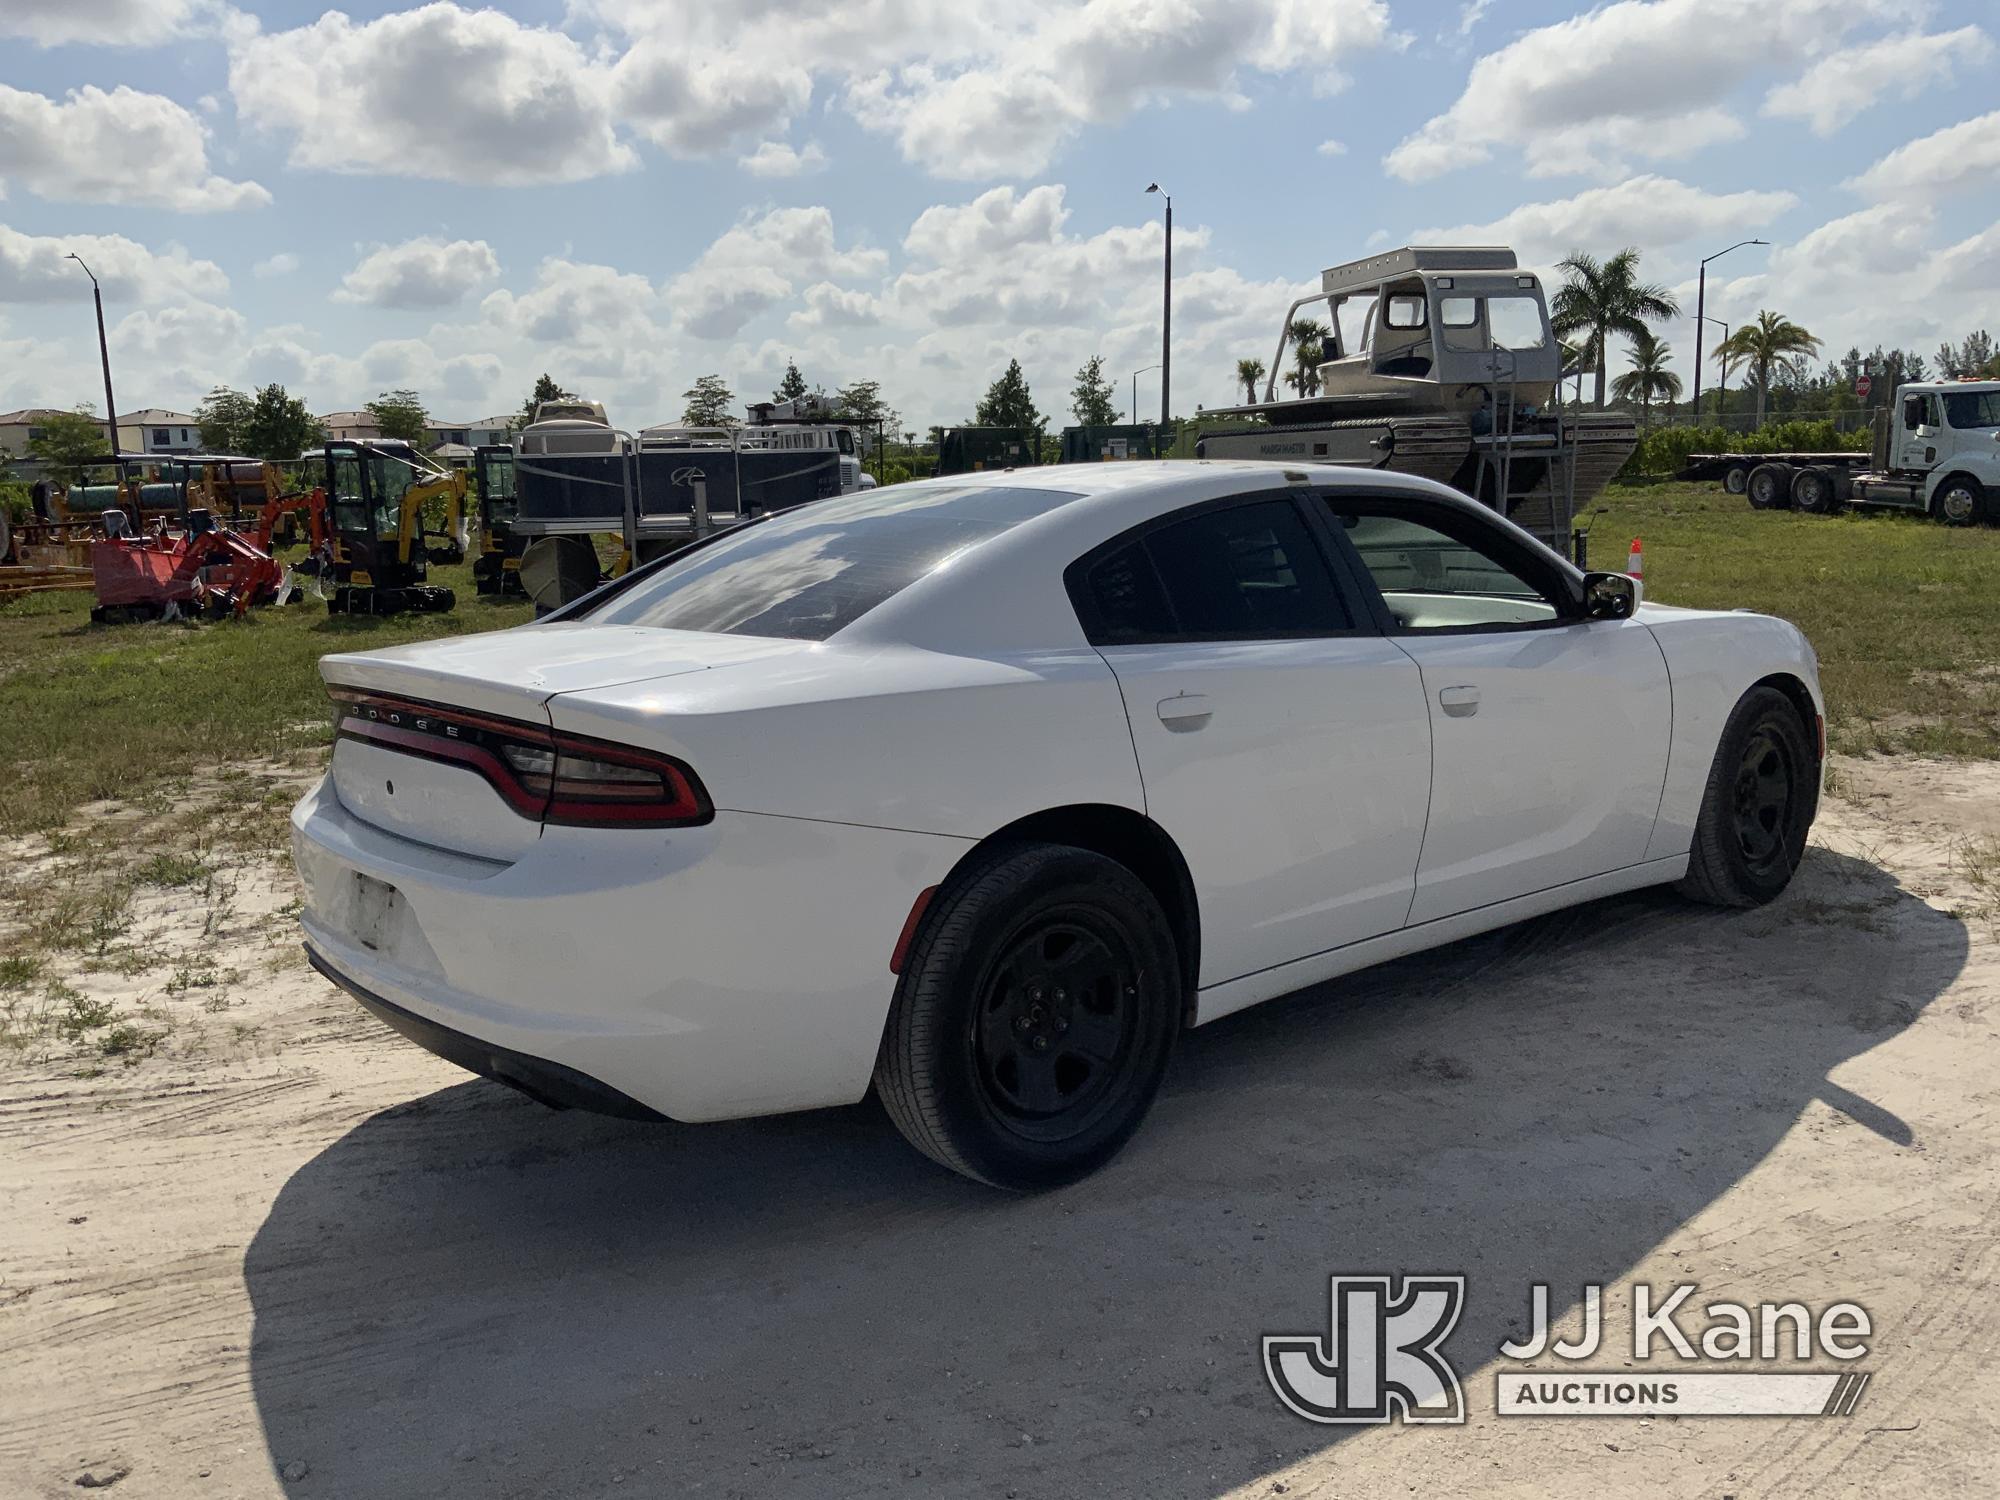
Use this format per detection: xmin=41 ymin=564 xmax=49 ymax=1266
xmin=245 ymin=846 xmax=1967 ymax=1498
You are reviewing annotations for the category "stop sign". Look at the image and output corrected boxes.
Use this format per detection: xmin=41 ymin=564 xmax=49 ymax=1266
xmin=1856 ymin=374 xmax=1873 ymax=399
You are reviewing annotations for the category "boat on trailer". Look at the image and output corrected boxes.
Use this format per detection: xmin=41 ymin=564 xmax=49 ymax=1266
xmin=1194 ymin=246 xmax=1637 ymax=558
xmin=510 ymin=395 xmax=867 ymax=608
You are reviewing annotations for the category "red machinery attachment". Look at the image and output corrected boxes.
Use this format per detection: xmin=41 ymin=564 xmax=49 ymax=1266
xmin=89 ymin=509 xmax=289 ymax=624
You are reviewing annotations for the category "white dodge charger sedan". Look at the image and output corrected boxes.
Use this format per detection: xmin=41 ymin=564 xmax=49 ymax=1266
xmin=293 ymin=462 xmax=1821 ymax=1187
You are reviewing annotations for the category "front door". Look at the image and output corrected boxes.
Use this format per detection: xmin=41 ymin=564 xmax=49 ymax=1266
xmin=1321 ymin=494 xmax=1671 ymax=925
xmin=1071 ymin=491 xmax=1433 ymax=987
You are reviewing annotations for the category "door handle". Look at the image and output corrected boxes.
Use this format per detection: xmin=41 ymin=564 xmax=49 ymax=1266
xmin=1156 ymin=693 xmax=1213 ymax=731
xmin=1437 ymin=685 xmax=1480 ymax=717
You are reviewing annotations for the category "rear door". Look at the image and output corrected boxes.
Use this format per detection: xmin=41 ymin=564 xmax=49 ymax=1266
xmin=1319 ymin=492 xmax=1670 ymax=924
xmin=1070 ymin=490 xmax=1433 ymax=988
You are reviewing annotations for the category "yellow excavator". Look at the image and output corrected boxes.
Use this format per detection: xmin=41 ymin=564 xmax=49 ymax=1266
xmin=315 ymin=440 xmax=468 ymax=614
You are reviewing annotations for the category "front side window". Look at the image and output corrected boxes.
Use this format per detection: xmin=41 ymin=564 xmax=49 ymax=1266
xmin=1382 ymin=294 xmax=1428 ymax=330
xmin=579 ymin=482 xmax=1081 ymax=640
xmin=1328 ymin=502 xmax=1564 ymax=631
xmin=1073 ymin=498 xmax=1353 ymax=643
xmin=1485 ymin=295 xmax=1549 ymax=350
xmin=328 ymin=455 xmax=370 ymax=536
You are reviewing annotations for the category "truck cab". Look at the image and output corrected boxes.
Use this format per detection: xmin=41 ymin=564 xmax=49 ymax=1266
xmin=1857 ymin=381 xmax=2000 ymax=523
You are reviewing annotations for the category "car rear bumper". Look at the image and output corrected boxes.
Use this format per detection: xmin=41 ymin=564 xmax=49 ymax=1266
xmin=290 ymin=775 xmax=971 ymax=1122
xmin=307 ymin=944 xmax=667 ymax=1120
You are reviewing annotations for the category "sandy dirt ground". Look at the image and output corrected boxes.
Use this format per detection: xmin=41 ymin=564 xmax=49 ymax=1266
xmin=2 ymin=756 xmax=1997 ymax=1499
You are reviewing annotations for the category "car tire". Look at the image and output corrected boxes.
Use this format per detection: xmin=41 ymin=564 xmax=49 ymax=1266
xmin=1790 ymin=465 xmax=1840 ymax=515
xmin=1933 ymin=475 xmax=1985 ymax=527
xmin=1723 ymin=464 xmax=1750 ymax=496
xmin=1677 ymin=686 xmax=1817 ymax=908
xmin=875 ymin=842 xmax=1182 ymax=1189
xmin=1746 ymin=463 xmax=1792 ymax=510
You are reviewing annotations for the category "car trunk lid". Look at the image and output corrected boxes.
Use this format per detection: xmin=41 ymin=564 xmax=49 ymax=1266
xmin=320 ymin=626 xmax=807 ymax=858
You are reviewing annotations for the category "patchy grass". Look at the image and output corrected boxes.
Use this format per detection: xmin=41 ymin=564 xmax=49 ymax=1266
xmin=0 ymin=553 xmax=531 ymax=836
xmin=134 ymin=851 xmax=212 ymax=888
xmin=1586 ymin=483 xmax=2000 ymax=758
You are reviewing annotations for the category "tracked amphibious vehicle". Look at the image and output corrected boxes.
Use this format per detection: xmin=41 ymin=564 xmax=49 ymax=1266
xmin=1195 ymin=247 xmax=1637 ymax=557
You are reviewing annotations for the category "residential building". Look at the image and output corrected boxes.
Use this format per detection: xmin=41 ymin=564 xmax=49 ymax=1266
xmin=122 ymin=409 xmax=200 ymax=454
xmin=469 ymin=415 xmax=519 ymax=447
xmin=425 ymin=420 xmax=472 ymax=450
xmin=0 ymin=408 xmax=74 ymax=461
xmin=319 ymin=410 xmax=383 ymax=442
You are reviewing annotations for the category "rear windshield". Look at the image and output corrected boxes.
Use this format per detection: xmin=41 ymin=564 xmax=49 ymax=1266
xmin=575 ymin=482 xmax=1082 ymax=640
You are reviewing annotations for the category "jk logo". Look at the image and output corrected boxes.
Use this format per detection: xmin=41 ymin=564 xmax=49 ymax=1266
xmin=1264 ymin=1275 xmax=1467 ymax=1424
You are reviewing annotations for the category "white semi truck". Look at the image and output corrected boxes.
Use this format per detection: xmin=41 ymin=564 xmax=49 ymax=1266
xmin=1682 ymin=380 xmax=2000 ymax=525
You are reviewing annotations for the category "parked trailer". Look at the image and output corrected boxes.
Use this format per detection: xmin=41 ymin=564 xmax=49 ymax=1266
xmin=1683 ymin=381 xmax=2000 ymax=523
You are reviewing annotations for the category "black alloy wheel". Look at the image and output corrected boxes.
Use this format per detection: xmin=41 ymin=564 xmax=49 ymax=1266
xmin=875 ymin=842 xmax=1181 ymax=1188
xmin=972 ymin=910 xmax=1142 ymax=1141
xmin=1731 ymin=725 xmax=1797 ymax=880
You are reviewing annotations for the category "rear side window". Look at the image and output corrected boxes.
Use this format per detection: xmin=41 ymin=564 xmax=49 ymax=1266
xmin=577 ymin=482 xmax=1081 ymax=640
xmin=1073 ymin=498 xmax=1353 ymax=643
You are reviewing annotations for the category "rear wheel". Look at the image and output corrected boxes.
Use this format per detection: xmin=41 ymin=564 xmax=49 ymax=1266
xmin=1746 ymin=463 xmax=1793 ymax=510
xmin=1934 ymin=476 xmax=1985 ymax=527
xmin=1678 ymin=686 xmax=1816 ymax=908
xmin=1791 ymin=465 xmax=1840 ymax=515
xmin=875 ymin=843 xmax=1181 ymax=1189
xmin=1723 ymin=464 xmax=1750 ymax=496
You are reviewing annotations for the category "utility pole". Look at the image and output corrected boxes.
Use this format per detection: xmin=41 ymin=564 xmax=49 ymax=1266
xmin=66 ymin=253 xmax=121 ymax=469
xmin=1691 ymin=238 xmax=1765 ymax=419
xmin=1700 ymin=316 xmax=1730 ymax=420
xmin=1131 ymin=365 xmax=1160 ymax=427
xmin=1146 ymin=184 xmax=1171 ymax=427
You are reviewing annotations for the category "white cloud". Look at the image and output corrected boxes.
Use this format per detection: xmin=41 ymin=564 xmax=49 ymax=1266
xmin=0 ymin=224 xmax=229 ymax=304
xmin=0 ymin=84 xmax=268 ymax=212
xmin=1416 ymin=176 xmax=1797 ymax=270
xmin=0 ymin=0 xmax=197 ymax=47
xmin=671 ymin=207 xmax=887 ymax=340
xmin=481 ymin=258 xmax=661 ymax=344
xmin=850 ymin=0 xmax=1395 ymax=179
xmin=1386 ymin=0 xmax=1901 ymax=182
xmin=1765 ymin=28 xmax=1992 ymax=136
xmin=788 ymin=282 xmax=886 ymax=330
xmin=1317 ymin=139 xmax=1348 ymax=157
xmin=611 ymin=43 xmax=813 ymax=155
xmin=334 ymin=237 xmax=501 ymax=309
xmin=1845 ymin=109 xmax=2000 ymax=202
xmin=230 ymin=3 xmax=635 ymax=186
xmin=740 ymin=140 xmax=829 ymax=178
xmin=253 ymin=253 xmax=298 ymax=279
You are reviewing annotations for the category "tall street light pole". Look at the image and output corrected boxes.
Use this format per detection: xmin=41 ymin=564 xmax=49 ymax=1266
xmin=1699 ymin=315 xmax=1731 ymax=420
xmin=1145 ymin=184 xmax=1170 ymax=427
xmin=1692 ymin=238 xmax=1766 ymax=419
xmin=1131 ymin=364 xmax=1160 ymax=426
xmin=65 ymin=256 xmax=124 ymax=508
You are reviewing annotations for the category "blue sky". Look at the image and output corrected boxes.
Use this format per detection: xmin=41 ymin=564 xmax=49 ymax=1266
xmin=1 ymin=0 xmax=1995 ymax=432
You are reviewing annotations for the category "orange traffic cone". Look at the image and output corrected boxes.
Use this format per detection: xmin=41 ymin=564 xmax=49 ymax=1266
xmin=1626 ymin=537 xmax=1644 ymax=603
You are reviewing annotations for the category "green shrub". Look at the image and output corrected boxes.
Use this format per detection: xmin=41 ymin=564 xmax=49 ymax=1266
xmin=1619 ymin=419 xmax=1869 ymax=479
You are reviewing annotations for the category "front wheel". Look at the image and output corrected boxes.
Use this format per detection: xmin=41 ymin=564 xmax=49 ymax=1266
xmin=1678 ymin=686 xmax=1817 ymax=907
xmin=875 ymin=843 xmax=1182 ymax=1189
xmin=1934 ymin=476 xmax=1985 ymax=527
xmin=1723 ymin=463 xmax=1750 ymax=496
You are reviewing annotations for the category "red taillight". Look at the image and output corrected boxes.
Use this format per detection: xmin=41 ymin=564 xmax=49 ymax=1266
xmin=330 ymin=689 xmax=711 ymax=829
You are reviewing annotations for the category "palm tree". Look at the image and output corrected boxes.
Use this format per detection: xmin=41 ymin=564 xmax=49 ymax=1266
xmin=1235 ymin=357 xmax=1267 ymax=405
xmin=1549 ymin=248 xmax=1679 ymax=409
xmin=1609 ymin=329 xmax=1683 ymax=427
xmin=1716 ymin=311 xmax=1822 ymax=427
xmin=1285 ymin=318 xmax=1330 ymax=399
xmin=1283 ymin=344 xmax=1324 ymax=397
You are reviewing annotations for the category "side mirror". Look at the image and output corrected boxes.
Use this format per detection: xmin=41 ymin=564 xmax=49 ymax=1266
xmin=1582 ymin=571 xmax=1638 ymax=620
